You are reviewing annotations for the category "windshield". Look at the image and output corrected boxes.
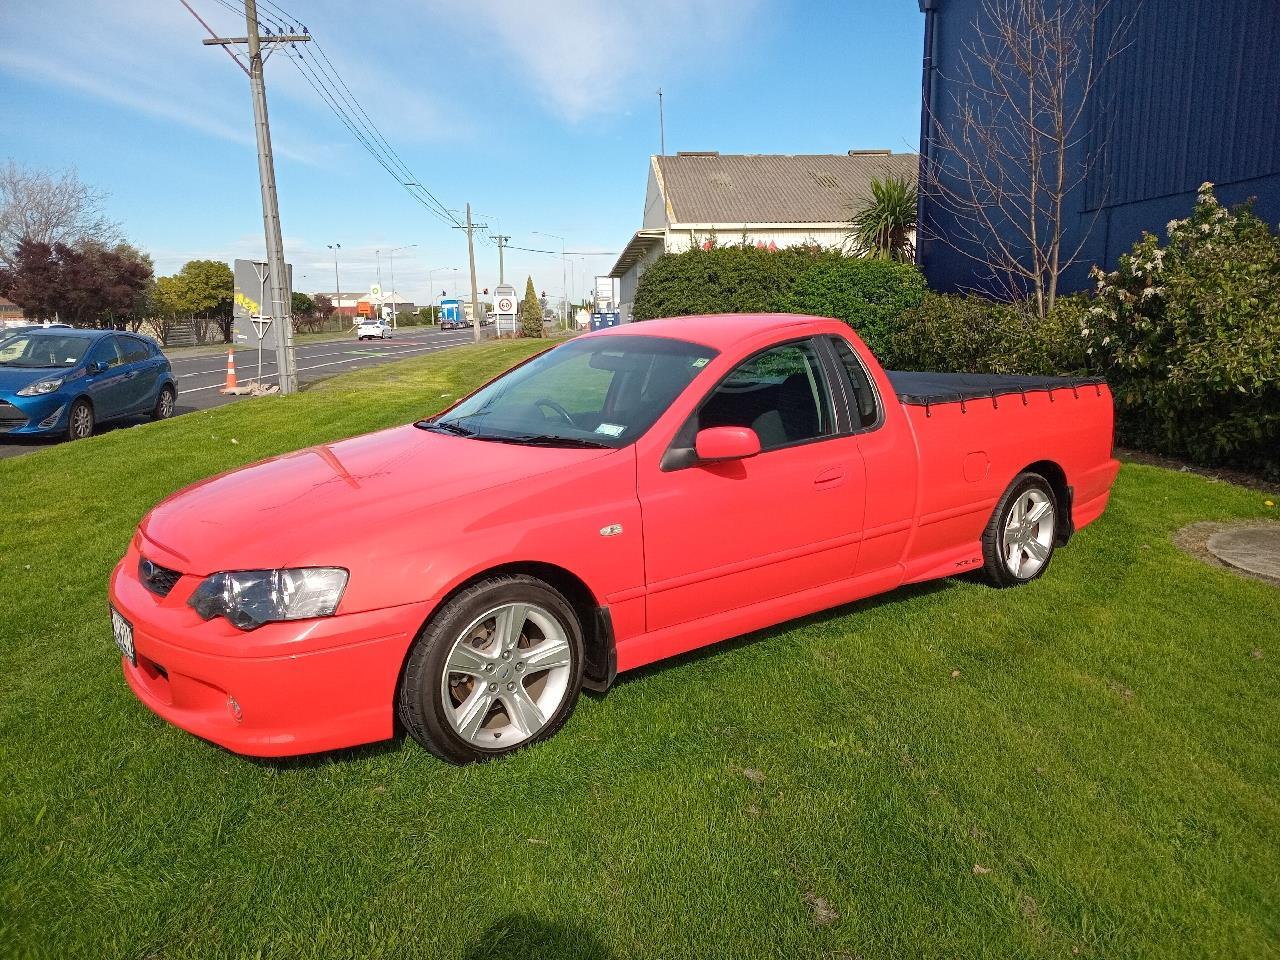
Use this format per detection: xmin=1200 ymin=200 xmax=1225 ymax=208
xmin=422 ymin=335 xmax=716 ymax=448
xmin=0 ymin=333 xmax=93 ymax=368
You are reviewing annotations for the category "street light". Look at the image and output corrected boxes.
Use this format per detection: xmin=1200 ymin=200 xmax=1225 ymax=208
xmin=533 ymin=230 xmax=567 ymax=330
xmin=327 ymin=243 xmax=342 ymax=326
xmin=385 ymin=243 xmax=417 ymax=330
xmin=427 ymin=266 xmax=456 ymax=326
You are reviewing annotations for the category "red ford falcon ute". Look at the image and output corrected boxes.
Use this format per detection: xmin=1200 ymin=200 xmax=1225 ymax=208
xmin=109 ymin=314 xmax=1120 ymax=763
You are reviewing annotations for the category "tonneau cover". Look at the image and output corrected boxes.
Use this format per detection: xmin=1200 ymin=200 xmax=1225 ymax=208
xmin=888 ymin=371 xmax=1107 ymax=406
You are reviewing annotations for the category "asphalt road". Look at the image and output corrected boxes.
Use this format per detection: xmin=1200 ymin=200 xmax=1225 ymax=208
xmin=0 ymin=326 xmax=488 ymax=461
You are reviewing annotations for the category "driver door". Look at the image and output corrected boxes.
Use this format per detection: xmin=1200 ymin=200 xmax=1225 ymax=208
xmin=638 ymin=338 xmax=867 ymax=632
xmin=83 ymin=337 xmax=129 ymax=420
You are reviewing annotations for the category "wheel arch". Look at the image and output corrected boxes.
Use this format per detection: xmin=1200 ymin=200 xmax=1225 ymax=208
xmin=1019 ymin=459 xmax=1074 ymax=545
xmin=401 ymin=560 xmax=616 ymax=705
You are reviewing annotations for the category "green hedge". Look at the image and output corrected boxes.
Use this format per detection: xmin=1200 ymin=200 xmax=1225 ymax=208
xmin=878 ymin=292 xmax=1091 ymax=376
xmin=1085 ymin=184 xmax=1280 ymax=478
xmin=632 ymin=244 xmax=925 ymax=354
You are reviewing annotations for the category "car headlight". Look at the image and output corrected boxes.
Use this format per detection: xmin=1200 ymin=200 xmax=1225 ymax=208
xmin=187 ymin=568 xmax=349 ymax=630
xmin=16 ymin=376 xmax=66 ymax=397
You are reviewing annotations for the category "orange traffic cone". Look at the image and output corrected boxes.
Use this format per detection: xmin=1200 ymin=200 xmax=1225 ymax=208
xmin=219 ymin=348 xmax=239 ymax=394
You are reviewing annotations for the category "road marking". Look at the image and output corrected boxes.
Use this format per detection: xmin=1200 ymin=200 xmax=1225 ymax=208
xmin=163 ymin=329 xmax=443 ymax=366
xmin=179 ymin=342 xmax=460 ymax=393
xmin=174 ymin=334 xmax=474 ymax=379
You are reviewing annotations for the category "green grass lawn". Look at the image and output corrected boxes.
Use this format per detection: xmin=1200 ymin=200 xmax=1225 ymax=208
xmin=1 ymin=339 xmax=1277 ymax=960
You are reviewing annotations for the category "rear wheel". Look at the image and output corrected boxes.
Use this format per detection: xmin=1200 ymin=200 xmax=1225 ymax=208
xmin=153 ymin=385 xmax=176 ymax=421
xmin=397 ymin=575 xmax=584 ymax=764
xmin=66 ymin=399 xmax=94 ymax=441
xmin=981 ymin=472 xmax=1057 ymax=587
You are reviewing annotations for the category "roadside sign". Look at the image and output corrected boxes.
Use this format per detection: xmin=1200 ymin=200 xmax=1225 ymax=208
xmin=233 ymin=258 xmax=292 ymax=357
xmin=370 ymin=283 xmax=382 ymax=300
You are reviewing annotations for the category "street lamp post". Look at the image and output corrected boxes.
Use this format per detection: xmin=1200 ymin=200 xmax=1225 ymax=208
xmin=386 ymin=243 xmax=417 ymax=330
xmin=533 ymin=231 xmax=567 ymax=331
xmin=427 ymin=266 xmax=456 ymax=326
xmin=327 ymin=243 xmax=342 ymax=327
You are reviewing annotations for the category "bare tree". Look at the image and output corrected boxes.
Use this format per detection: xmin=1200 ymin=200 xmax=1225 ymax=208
xmin=0 ymin=160 xmax=121 ymax=265
xmin=920 ymin=0 xmax=1137 ymax=318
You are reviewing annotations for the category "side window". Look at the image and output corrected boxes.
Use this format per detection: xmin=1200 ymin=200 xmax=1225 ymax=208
xmin=697 ymin=340 xmax=835 ymax=450
xmin=829 ymin=337 xmax=881 ymax=429
xmin=117 ymin=336 xmax=149 ymax=364
xmin=89 ymin=337 xmax=125 ymax=369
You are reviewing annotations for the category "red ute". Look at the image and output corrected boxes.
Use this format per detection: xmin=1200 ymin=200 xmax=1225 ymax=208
xmin=109 ymin=314 xmax=1120 ymax=763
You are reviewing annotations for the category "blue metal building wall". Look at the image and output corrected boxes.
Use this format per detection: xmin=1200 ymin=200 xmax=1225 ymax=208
xmin=918 ymin=0 xmax=1280 ymax=296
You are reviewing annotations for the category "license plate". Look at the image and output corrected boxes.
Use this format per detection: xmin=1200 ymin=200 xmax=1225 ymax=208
xmin=111 ymin=607 xmax=136 ymax=665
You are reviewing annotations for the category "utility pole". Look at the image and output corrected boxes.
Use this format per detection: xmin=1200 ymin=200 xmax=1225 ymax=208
xmin=198 ymin=1 xmax=308 ymax=394
xmin=657 ymin=87 xmax=665 ymax=155
xmin=492 ymin=234 xmax=511 ymax=285
xmin=453 ymin=204 xmax=488 ymax=343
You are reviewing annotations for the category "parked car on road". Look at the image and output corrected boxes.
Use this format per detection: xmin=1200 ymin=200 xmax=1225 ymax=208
xmin=0 ymin=328 xmax=177 ymax=440
xmin=110 ymin=313 xmax=1119 ymax=763
xmin=356 ymin=318 xmax=393 ymax=340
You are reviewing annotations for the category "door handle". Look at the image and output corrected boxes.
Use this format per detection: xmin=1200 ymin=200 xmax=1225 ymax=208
xmin=813 ymin=466 xmax=847 ymax=489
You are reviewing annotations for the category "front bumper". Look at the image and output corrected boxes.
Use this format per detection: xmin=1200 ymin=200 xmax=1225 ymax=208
xmin=0 ymin=392 xmax=69 ymax=435
xmin=109 ymin=538 xmax=435 ymax=757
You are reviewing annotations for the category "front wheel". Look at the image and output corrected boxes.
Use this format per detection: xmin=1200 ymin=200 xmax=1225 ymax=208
xmin=981 ymin=472 xmax=1057 ymax=587
xmin=66 ymin=399 xmax=95 ymax=441
xmin=397 ymin=575 xmax=584 ymax=764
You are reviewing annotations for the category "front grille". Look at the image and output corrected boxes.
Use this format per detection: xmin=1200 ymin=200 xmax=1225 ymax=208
xmin=0 ymin=401 xmax=27 ymax=430
xmin=138 ymin=557 xmax=183 ymax=598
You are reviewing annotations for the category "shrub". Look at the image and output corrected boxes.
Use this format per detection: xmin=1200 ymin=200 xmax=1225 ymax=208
xmin=881 ymin=291 xmax=1091 ymax=375
xmin=1085 ymin=183 xmax=1280 ymax=477
xmin=520 ymin=276 xmax=544 ymax=338
xmin=631 ymin=244 xmax=925 ymax=354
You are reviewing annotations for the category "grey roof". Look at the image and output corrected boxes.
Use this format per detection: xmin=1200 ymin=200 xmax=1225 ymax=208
xmin=655 ymin=152 xmax=918 ymax=225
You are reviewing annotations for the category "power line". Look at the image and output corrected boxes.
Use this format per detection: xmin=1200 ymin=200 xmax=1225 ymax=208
xmin=207 ymin=0 xmax=461 ymax=229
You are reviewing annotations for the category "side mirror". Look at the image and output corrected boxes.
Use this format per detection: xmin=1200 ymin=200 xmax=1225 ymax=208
xmin=695 ymin=426 xmax=761 ymax=463
xmin=86 ymin=360 xmax=107 ymax=375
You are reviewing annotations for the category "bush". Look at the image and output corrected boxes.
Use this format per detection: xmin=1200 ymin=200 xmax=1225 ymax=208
xmin=1085 ymin=183 xmax=1280 ymax=477
xmin=520 ymin=277 xmax=544 ymax=338
xmin=880 ymin=291 xmax=1091 ymax=375
xmin=631 ymin=244 xmax=925 ymax=354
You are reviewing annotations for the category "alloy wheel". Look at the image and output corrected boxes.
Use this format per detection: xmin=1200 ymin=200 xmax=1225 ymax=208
xmin=69 ymin=403 xmax=93 ymax=440
xmin=440 ymin=602 xmax=574 ymax=747
xmin=1001 ymin=488 xmax=1055 ymax=578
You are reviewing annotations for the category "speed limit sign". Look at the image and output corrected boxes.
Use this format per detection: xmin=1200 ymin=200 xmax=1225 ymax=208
xmin=497 ymin=296 xmax=514 ymax=313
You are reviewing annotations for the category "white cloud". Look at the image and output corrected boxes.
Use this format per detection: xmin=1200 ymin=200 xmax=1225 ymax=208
xmin=426 ymin=0 xmax=763 ymax=120
xmin=0 ymin=0 xmax=458 ymax=164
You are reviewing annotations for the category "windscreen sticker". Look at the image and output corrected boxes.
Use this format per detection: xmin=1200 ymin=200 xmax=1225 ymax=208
xmin=595 ymin=423 xmax=626 ymax=437
xmin=692 ymin=357 xmax=710 ymax=368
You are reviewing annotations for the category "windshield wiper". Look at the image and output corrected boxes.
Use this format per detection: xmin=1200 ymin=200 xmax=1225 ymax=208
xmin=475 ymin=433 xmax=613 ymax=449
xmin=417 ymin=419 xmax=476 ymax=437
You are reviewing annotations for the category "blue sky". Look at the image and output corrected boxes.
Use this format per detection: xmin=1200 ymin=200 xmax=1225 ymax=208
xmin=1 ymin=0 xmax=924 ymax=304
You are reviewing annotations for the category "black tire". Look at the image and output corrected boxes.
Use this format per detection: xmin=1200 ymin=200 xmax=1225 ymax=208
xmin=153 ymin=385 xmax=176 ymax=421
xmin=397 ymin=575 xmax=585 ymax=764
xmin=66 ymin=399 xmax=94 ymax=441
xmin=980 ymin=471 xmax=1058 ymax=588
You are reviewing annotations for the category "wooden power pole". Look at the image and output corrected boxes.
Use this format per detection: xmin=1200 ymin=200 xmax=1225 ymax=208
xmin=194 ymin=0 xmax=308 ymax=393
xmin=454 ymin=203 xmax=488 ymax=343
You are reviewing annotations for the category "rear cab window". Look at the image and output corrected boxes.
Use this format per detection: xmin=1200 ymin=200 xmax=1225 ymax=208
xmin=828 ymin=335 xmax=882 ymax=430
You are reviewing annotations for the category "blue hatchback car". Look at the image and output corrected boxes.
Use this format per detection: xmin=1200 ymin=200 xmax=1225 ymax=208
xmin=0 ymin=328 xmax=178 ymax=440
